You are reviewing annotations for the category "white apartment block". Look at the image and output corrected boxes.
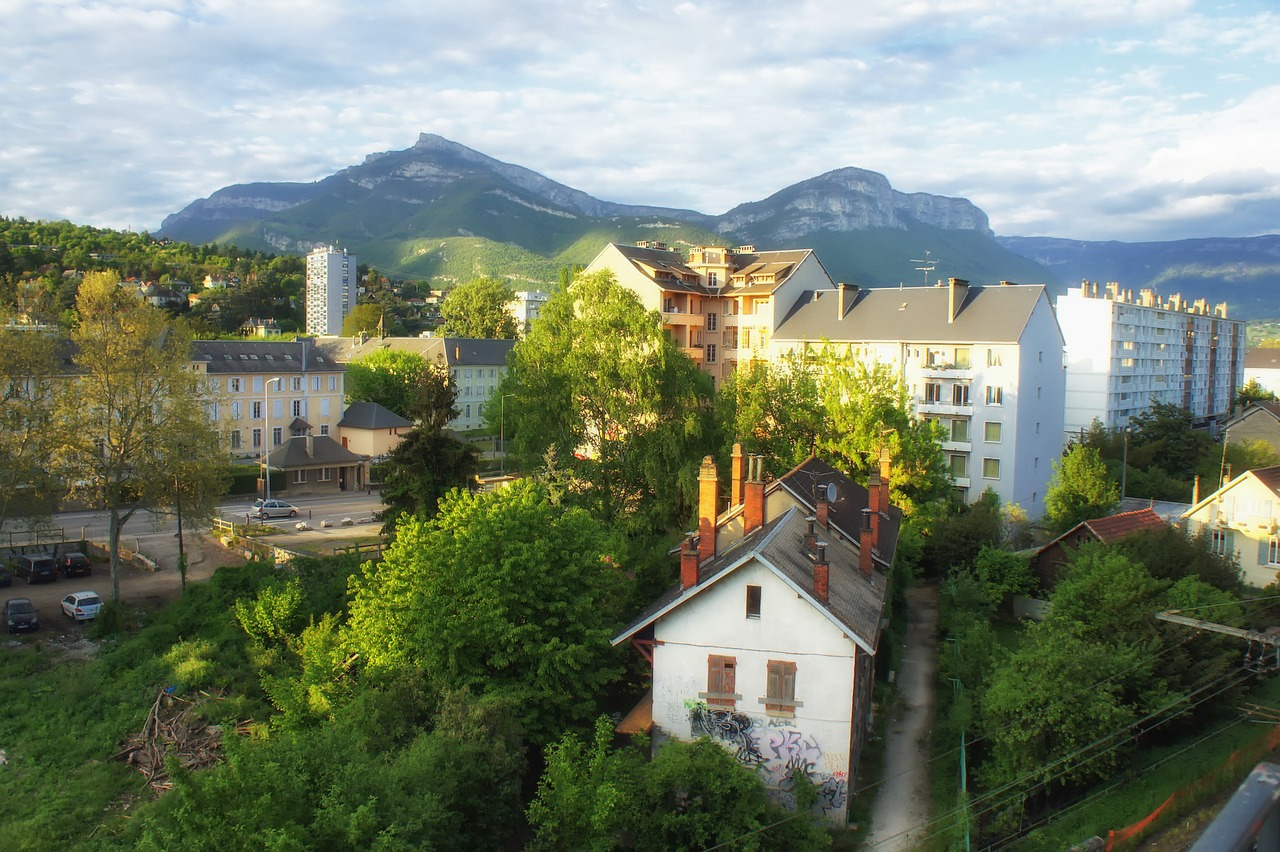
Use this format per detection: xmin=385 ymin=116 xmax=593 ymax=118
xmin=508 ymin=290 xmax=550 ymax=336
xmin=190 ymin=339 xmax=346 ymax=459
xmin=772 ymin=278 xmax=1066 ymax=517
xmin=305 ymin=246 xmax=358 ymax=336
xmin=1056 ymin=282 xmax=1245 ymax=436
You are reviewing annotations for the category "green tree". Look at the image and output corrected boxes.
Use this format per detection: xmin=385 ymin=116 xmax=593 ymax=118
xmin=715 ymin=352 xmax=824 ymax=474
xmin=340 ymin=302 xmax=385 ymax=337
xmin=378 ymin=426 xmax=479 ymax=532
xmin=345 ymin=480 xmax=628 ymax=743
xmin=440 ymin=276 xmax=518 ymax=339
xmin=56 ymin=272 xmax=221 ymax=602
xmin=0 ymin=321 xmax=60 ymax=530
xmin=497 ymin=270 xmax=714 ymax=529
xmin=344 ymin=349 xmax=433 ymax=418
xmin=1128 ymin=401 xmax=1214 ymax=479
xmin=1044 ymin=445 xmax=1121 ymax=533
xmin=1236 ymin=378 xmax=1278 ymax=407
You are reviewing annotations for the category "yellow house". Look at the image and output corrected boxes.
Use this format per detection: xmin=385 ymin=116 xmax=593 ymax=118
xmin=337 ymin=401 xmax=413 ymax=457
xmin=1183 ymin=465 xmax=1280 ymax=588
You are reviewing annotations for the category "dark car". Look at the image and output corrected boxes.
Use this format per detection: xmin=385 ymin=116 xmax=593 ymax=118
xmin=58 ymin=552 xmax=93 ymax=578
xmin=15 ymin=553 xmax=57 ymax=584
xmin=5 ymin=597 xmax=40 ymax=633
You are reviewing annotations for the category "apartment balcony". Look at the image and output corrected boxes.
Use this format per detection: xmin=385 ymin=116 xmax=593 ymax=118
xmin=942 ymin=440 xmax=973 ymax=452
xmin=683 ymin=345 xmax=705 ymax=362
xmin=661 ymin=309 xmax=704 ymax=327
xmin=918 ymin=400 xmax=974 ymax=417
xmin=919 ymin=365 xmax=976 ymax=380
xmin=951 ymin=476 xmax=972 ymax=490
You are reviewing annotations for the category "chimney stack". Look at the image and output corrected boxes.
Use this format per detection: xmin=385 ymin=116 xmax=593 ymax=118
xmin=868 ymin=470 xmax=882 ymax=551
xmin=680 ymin=536 xmax=699 ymax=590
xmin=731 ymin=443 xmax=746 ymax=507
xmin=744 ymin=455 xmax=766 ymax=534
xmin=816 ymin=483 xmax=830 ymax=529
xmin=804 ymin=516 xmax=818 ymax=552
xmin=859 ymin=505 xmax=874 ymax=577
xmin=698 ymin=456 xmax=718 ymax=563
xmin=813 ymin=542 xmax=830 ymax=603
xmin=948 ymin=278 xmax=969 ymax=323
xmin=1193 ymin=474 xmax=1201 ymax=505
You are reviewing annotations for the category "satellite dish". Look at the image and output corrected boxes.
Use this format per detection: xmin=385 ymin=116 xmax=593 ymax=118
xmin=825 ymin=483 xmax=837 ymax=503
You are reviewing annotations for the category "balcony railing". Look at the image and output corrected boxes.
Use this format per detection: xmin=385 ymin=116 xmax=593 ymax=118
xmin=661 ymin=310 xmax=704 ymax=327
xmin=919 ymin=400 xmax=975 ymax=416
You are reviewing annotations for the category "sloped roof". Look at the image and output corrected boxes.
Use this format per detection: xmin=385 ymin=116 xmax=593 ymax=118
xmin=1246 ymin=350 xmax=1280 ymax=370
xmin=193 ymin=339 xmax=341 ymax=374
xmin=1222 ymin=401 xmax=1280 ymax=431
xmin=339 ymin=401 xmax=413 ymax=430
xmin=266 ymin=435 xmax=367 ymax=468
xmin=775 ymin=283 xmax=1052 ymax=345
xmin=613 ymin=506 xmax=887 ymax=654
xmin=774 ymin=456 xmax=903 ymax=571
xmin=1184 ymin=465 xmax=1280 ymax=518
xmin=313 ymin=335 xmax=515 ymax=368
xmin=1081 ymin=508 xmax=1167 ymax=541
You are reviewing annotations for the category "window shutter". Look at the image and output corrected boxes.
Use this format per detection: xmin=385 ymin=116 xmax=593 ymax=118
xmin=1260 ymin=537 xmax=1270 ymax=565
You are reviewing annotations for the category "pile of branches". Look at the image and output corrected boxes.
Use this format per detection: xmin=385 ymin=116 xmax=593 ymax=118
xmin=115 ymin=688 xmax=247 ymax=792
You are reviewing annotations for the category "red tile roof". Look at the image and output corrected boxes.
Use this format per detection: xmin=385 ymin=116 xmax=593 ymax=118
xmin=1082 ymin=508 xmax=1167 ymax=542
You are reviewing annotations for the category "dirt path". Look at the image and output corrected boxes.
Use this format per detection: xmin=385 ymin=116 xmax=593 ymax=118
xmin=865 ymin=584 xmax=939 ymax=850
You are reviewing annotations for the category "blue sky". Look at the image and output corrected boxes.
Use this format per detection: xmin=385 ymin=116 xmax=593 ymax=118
xmin=2 ymin=0 xmax=1277 ymax=242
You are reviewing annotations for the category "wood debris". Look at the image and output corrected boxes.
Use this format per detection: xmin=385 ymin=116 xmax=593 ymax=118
xmin=114 ymin=688 xmax=248 ymax=792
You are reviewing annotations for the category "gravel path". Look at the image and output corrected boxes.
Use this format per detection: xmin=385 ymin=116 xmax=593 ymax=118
xmin=865 ymin=584 xmax=939 ymax=850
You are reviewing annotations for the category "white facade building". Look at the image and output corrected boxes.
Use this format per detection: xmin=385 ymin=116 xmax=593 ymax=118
xmin=305 ymin=246 xmax=358 ymax=336
xmin=1056 ymin=282 xmax=1245 ymax=436
xmin=1244 ymin=350 xmax=1280 ymax=399
xmin=508 ymin=289 xmax=550 ymax=336
xmin=772 ymin=278 xmax=1066 ymax=517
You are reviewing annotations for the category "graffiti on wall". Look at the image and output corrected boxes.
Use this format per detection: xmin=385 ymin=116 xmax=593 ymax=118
xmin=687 ymin=702 xmax=849 ymax=813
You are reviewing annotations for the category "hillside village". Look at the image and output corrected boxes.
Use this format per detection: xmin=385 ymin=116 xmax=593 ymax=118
xmin=4 ymin=217 xmax=1280 ymax=849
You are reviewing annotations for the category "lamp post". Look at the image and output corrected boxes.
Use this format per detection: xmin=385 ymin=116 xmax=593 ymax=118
xmin=262 ymin=376 xmax=283 ymax=501
xmin=500 ymin=393 xmax=515 ymax=476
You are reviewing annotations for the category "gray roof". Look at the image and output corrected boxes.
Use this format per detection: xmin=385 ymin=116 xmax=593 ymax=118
xmin=1246 ymin=350 xmax=1280 ymax=370
xmin=193 ymin=339 xmax=342 ymax=374
xmin=613 ymin=506 xmax=887 ymax=655
xmin=313 ymin=335 xmax=515 ymax=368
xmin=609 ymin=244 xmax=817 ymax=297
xmin=266 ymin=434 xmax=368 ymax=468
xmin=339 ymin=401 xmax=413 ymax=430
xmin=775 ymin=456 xmax=902 ymax=571
xmin=775 ymin=282 xmax=1051 ymax=345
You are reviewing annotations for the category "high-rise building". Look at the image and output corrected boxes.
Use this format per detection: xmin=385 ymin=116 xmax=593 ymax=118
xmin=305 ymin=246 xmax=357 ymax=336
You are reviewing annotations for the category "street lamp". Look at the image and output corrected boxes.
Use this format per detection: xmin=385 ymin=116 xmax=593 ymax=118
xmin=500 ymin=393 xmax=515 ymax=476
xmin=262 ymin=376 xmax=283 ymax=501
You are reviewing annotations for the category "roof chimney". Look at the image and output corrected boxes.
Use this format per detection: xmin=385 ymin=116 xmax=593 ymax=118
xmin=698 ymin=456 xmax=718 ymax=563
xmin=813 ymin=542 xmax=830 ymax=604
xmin=816 ymin=484 xmax=830 ymax=529
xmin=731 ymin=442 xmax=746 ymax=507
xmin=454 ymin=345 xmax=460 ymax=360
xmin=948 ymin=278 xmax=969 ymax=323
xmin=306 ymin=433 xmax=314 ymax=458
xmin=1193 ymin=474 xmax=1201 ymax=505
xmin=804 ymin=516 xmax=818 ymax=552
xmin=838 ymin=283 xmax=853 ymax=319
xmin=868 ymin=469 xmax=882 ymax=552
xmin=680 ymin=536 xmax=699 ymax=590
xmin=859 ymin=506 xmax=874 ymax=577
xmin=743 ymin=455 xmax=766 ymax=534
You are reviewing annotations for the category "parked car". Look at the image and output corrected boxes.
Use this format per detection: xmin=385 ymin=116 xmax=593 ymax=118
xmin=58 ymin=552 xmax=93 ymax=578
xmin=251 ymin=499 xmax=299 ymax=519
xmin=5 ymin=597 xmax=40 ymax=633
xmin=61 ymin=591 xmax=103 ymax=623
xmin=15 ymin=553 xmax=57 ymax=584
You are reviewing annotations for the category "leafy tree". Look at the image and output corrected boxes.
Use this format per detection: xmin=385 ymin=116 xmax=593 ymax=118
xmin=1112 ymin=525 xmax=1241 ymax=591
xmin=497 ymin=269 xmax=714 ymax=529
xmin=1236 ymin=378 xmax=1277 ymax=407
xmin=0 ymin=320 xmax=60 ymax=530
xmin=1044 ymin=445 xmax=1120 ymax=533
xmin=340 ymin=302 xmax=384 ymax=337
xmin=1128 ymin=401 xmax=1214 ymax=479
xmin=345 ymin=480 xmax=628 ymax=743
xmin=344 ymin=349 xmax=433 ymax=418
xmin=715 ymin=353 xmax=823 ymax=474
xmin=440 ymin=276 xmax=518 ymax=339
xmin=922 ymin=490 xmax=1003 ymax=576
xmin=56 ymin=272 xmax=225 ymax=602
xmin=378 ymin=426 xmax=479 ymax=532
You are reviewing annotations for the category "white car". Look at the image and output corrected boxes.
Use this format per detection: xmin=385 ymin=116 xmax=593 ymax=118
xmin=61 ymin=591 xmax=103 ymax=622
xmin=251 ymin=499 xmax=299 ymax=519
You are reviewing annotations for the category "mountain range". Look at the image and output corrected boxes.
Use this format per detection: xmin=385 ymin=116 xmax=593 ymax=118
xmin=159 ymin=133 xmax=1280 ymax=318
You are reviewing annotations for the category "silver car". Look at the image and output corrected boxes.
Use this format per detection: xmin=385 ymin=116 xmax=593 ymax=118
xmin=251 ymin=499 xmax=299 ymax=519
xmin=61 ymin=591 xmax=103 ymax=622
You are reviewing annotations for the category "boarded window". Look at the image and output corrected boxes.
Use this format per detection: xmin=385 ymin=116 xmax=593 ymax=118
xmin=765 ymin=660 xmax=797 ymax=714
xmin=707 ymin=656 xmax=737 ymax=707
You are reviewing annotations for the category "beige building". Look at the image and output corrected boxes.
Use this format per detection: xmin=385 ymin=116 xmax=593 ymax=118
xmin=191 ymin=339 xmax=346 ymax=460
xmin=1183 ymin=465 xmax=1280 ymax=588
xmin=337 ymin=401 xmax=413 ymax=457
xmin=585 ymin=242 xmax=837 ymax=389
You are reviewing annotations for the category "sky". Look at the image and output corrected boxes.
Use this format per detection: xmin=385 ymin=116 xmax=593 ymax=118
xmin=2 ymin=0 xmax=1278 ymax=243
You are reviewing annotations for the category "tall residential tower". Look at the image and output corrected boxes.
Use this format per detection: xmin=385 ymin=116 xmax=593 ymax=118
xmin=305 ymin=246 xmax=357 ymax=336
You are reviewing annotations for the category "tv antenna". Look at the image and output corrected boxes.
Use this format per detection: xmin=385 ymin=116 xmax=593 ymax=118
xmin=911 ymin=251 xmax=938 ymax=287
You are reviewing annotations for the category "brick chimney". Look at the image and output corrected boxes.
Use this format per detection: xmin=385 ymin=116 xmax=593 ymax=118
xmin=743 ymin=455 xmax=765 ymax=534
xmin=730 ymin=443 xmax=746 ymax=507
xmin=804 ymin=516 xmax=817 ymax=552
xmin=859 ymin=507 xmax=873 ymax=577
xmin=948 ymin=278 xmax=969 ymax=323
xmin=816 ymin=483 xmax=830 ymax=530
xmin=698 ymin=456 xmax=718 ymax=563
xmin=681 ymin=536 xmax=699 ymax=590
xmin=813 ymin=542 xmax=829 ymax=603
xmin=868 ymin=469 xmax=881 ymax=549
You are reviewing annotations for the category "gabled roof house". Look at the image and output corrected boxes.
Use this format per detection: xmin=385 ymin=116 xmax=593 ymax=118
xmin=1183 ymin=465 xmax=1280 ymax=588
xmin=613 ymin=448 xmax=898 ymax=824
xmin=1031 ymin=507 xmax=1167 ymax=588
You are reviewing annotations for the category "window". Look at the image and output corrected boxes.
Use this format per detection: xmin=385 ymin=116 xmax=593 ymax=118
xmin=318 ymin=467 xmax=332 ymax=482
xmin=949 ymin=454 xmax=968 ymax=478
xmin=1211 ymin=529 xmax=1231 ymax=556
xmin=706 ymin=344 xmax=717 ymax=364
xmin=983 ymin=458 xmax=1001 ymax=479
xmin=273 ymin=399 xmax=283 ymax=419
xmin=986 ymin=386 xmax=1003 ymax=406
xmin=272 ymin=427 xmax=282 ymax=447
xmin=292 ymin=400 xmax=303 ymax=417
xmin=291 ymin=377 xmax=302 ymax=391
xmin=229 ymin=430 xmax=241 ymax=449
xmin=251 ymin=401 xmax=262 ymax=419
xmin=984 ymin=422 xmax=1002 ymax=443
xmin=950 ymin=419 xmax=969 ymax=442
xmin=465 ymin=404 xmax=471 ymax=418
xmin=252 ymin=428 xmax=262 ymax=449
xmin=329 ymin=375 xmax=337 ymax=391
xmin=704 ymin=656 xmax=738 ymax=708
xmin=312 ymin=376 xmax=321 ymax=391
xmin=764 ymin=660 xmax=797 ymax=715
xmin=293 ymin=469 xmax=307 ymax=484
xmin=954 ymin=347 xmax=971 ymax=369
xmin=708 ymin=272 xmax=718 ymax=286
xmin=924 ymin=382 xmax=941 ymax=403
xmin=746 ymin=585 xmax=761 ymax=619
xmin=706 ymin=312 xmax=718 ymax=332
xmin=230 ymin=401 xmax=242 ymax=420
xmin=229 ymin=378 xmax=242 ymax=393
xmin=321 ymin=398 xmax=330 ymax=417
xmin=319 ymin=425 xmax=329 ymax=436
xmin=987 ymin=349 xmax=1003 ymax=367
xmin=952 ymin=384 xmax=971 ymax=406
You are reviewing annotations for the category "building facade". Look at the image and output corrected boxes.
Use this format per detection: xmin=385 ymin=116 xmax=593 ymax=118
xmin=771 ymin=278 xmax=1066 ymax=517
xmin=1244 ymin=350 xmax=1280 ymax=399
xmin=1183 ymin=465 xmax=1280 ymax=588
xmin=508 ymin=289 xmax=550 ymax=336
xmin=1056 ymin=282 xmax=1245 ymax=436
xmin=191 ymin=339 xmax=346 ymax=460
xmin=305 ymin=246 xmax=358 ymax=336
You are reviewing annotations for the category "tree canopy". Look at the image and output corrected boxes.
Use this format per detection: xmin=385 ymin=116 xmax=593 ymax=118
xmin=1044 ymin=445 xmax=1120 ymax=533
xmin=0 ymin=320 xmax=60 ymax=530
xmin=340 ymin=302 xmax=385 ymax=337
xmin=439 ymin=276 xmax=518 ymax=339
xmin=344 ymin=349 xmax=434 ymax=419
